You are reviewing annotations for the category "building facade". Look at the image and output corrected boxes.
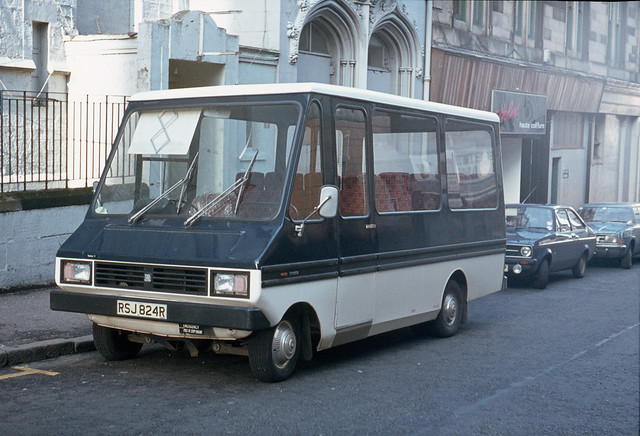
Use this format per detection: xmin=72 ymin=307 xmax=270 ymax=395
xmin=430 ymin=1 xmax=640 ymax=206
xmin=1 ymin=0 xmax=639 ymax=206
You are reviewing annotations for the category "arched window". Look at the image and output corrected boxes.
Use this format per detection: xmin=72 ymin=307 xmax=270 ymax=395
xmin=296 ymin=5 xmax=359 ymax=86
xmin=368 ymin=17 xmax=419 ymax=97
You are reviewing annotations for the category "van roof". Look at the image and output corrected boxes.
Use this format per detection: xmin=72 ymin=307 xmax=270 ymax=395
xmin=129 ymin=82 xmax=500 ymax=123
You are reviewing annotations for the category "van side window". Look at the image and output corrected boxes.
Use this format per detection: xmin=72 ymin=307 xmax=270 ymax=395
xmin=336 ymin=107 xmax=368 ymax=217
xmin=290 ymin=102 xmax=323 ymax=221
xmin=372 ymin=111 xmax=440 ymax=212
xmin=445 ymin=119 xmax=498 ymax=210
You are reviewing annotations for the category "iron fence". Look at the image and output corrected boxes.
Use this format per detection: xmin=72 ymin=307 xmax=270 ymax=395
xmin=0 ymin=90 xmax=129 ymax=193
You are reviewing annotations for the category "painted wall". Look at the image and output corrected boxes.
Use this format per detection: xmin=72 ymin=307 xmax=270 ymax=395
xmin=502 ymin=138 xmax=522 ymax=204
xmin=0 ymin=205 xmax=87 ymax=290
xmin=0 ymin=0 xmax=75 ymax=92
xmin=64 ymin=35 xmax=138 ymax=96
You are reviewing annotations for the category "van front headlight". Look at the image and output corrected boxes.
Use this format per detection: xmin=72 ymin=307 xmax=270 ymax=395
xmin=61 ymin=260 xmax=92 ymax=284
xmin=212 ymin=272 xmax=249 ymax=298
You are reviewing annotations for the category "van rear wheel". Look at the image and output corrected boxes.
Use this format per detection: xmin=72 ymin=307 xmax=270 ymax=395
xmin=248 ymin=317 xmax=300 ymax=382
xmin=430 ymin=280 xmax=464 ymax=338
xmin=92 ymin=323 xmax=142 ymax=361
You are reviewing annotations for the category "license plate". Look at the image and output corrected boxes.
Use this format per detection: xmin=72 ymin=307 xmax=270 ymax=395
xmin=117 ymin=300 xmax=167 ymax=320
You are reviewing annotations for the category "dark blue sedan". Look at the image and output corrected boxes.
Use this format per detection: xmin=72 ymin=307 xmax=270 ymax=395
xmin=578 ymin=203 xmax=640 ymax=269
xmin=505 ymin=204 xmax=596 ymax=289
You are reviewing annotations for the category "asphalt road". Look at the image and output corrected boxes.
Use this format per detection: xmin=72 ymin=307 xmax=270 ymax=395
xmin=1 ymin=260 xmax=638 ymax=435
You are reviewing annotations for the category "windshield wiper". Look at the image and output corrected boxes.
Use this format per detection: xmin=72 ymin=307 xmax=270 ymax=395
xmin=177 ymin=152 xmax=199 ymax=214
xmin=234 ymin=150 xmax=259 ymax=215
xmin=129 ymin=153 xmax=199 ymax=225
xmin=184 ymin=150 xmax=259 ymax=227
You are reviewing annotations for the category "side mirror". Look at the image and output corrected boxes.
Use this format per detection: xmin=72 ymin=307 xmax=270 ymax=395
xmin=318 ymin=185 xmax=338 ymax=218
xmin=294 ymin=185 xmax=339 ymax=237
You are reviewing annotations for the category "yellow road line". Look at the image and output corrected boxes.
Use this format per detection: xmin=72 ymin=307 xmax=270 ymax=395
xmin=0 ymin=365 xmax=60 ymax=380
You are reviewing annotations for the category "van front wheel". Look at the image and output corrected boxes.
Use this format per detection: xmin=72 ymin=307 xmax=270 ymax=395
xmin=248 ymin=318 xmax=300 ymax=382
xmin=92 ymin=323 xmax=142 ymax=361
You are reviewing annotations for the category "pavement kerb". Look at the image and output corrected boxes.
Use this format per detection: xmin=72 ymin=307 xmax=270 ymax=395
xmin=0 ymin=335 xmax=95 ymax=367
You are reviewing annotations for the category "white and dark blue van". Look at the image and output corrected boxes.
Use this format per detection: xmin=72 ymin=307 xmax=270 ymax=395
xmin=52 ymin=83 xmax=506 ymax=381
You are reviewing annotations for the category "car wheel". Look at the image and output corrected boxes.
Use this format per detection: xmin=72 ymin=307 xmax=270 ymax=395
xmin=572 ymin=253 xmax=587 ymax=278
xmin=429 ymin=280 xmax=465 ymax=338
xmin=248 ymin=317 xmax=300 ymax=382
xmin=92 ymin=323 xmax=143 ymax=361
xmin=533 ymin=259 xmax=549 ymax=289
xmin=620 ymin=247 xmax=633 ymax=269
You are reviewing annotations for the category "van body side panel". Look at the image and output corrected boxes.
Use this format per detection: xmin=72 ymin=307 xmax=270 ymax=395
xmin=253 ymin=278 xmax=339 ymax=351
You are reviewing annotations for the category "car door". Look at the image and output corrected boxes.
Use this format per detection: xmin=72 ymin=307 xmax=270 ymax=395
xmin=552 ymin=209 xmax=577 ymax=270
xmin=567 ymin=208 xmax=593 ymax=256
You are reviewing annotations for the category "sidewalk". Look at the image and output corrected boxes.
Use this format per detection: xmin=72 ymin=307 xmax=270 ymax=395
xmin=0 ymin=286 xmax=94 ymax=367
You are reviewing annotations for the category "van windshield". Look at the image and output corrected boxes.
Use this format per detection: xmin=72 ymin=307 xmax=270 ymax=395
xmin=94 ymin=102 xmax=300 ymax=223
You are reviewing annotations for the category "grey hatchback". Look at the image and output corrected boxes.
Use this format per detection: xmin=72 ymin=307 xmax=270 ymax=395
xmin=578 ymin=203 xmax=640 ymax=269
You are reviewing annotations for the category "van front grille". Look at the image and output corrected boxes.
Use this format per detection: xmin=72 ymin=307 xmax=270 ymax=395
xmin=94 ymin=262 xmax=208 ymax=296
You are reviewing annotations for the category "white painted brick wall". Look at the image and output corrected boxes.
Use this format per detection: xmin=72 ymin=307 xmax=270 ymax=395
xmin=0 ymin=205 xmax=87 ymax=289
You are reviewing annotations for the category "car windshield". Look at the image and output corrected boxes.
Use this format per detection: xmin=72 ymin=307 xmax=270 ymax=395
xmin=506 ymin=206 xmax=554 ymax=231
xmin=579 ymin=206 xmax=634 ymax=223
xmin=94 ymin=102 xmax=300 ymax=223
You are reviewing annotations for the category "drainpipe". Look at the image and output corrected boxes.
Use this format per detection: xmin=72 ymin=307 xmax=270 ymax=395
xmin=423 ymin=0 xmax=433 ymax=101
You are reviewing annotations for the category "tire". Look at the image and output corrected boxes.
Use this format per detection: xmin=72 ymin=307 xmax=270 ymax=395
xmin=92 ymin=323 xmax=143 ymax=361
xmin=533 ymin=259 xmax=549 ymax=289
xmin=429 ymin=280 xmax=465 ymax=338
xmin=621 ymin=247 xmax=633 ymax=269
xmin=248 ymin=317 xmax=300 ymax=382
xmin=572 ymin=253 xmax=587 ymax=278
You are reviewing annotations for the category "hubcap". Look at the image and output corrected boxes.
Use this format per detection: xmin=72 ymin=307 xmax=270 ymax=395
xmin=271 ymin=320 xmax=296 ymax=369
xmin=442 ymin=294 xmax=458 ymax=326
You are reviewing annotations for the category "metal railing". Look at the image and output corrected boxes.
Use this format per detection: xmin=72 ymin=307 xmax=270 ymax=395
xmin=0 ymin=90 xmax=128 ymax=193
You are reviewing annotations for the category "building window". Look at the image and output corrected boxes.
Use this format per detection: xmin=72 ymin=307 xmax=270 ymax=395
xmin=472 ymin=0 xmax=484 ymax=27
xmin=527 ymin=1 xmax=537 ymax=41
xmin=515 ymin=1 xmax=524 ymax=37
xmin=299 ymin=23 xmax=329 ymax=54
xmin=608 ymin=3 xmax=626 ymax=67
xmin=32 ymin=21 xmax=49 ymax=93
xmin=592 ymin=115 xmax=605 ymax=161
xmin=566 ymin=2 xmax=587 ymax=59
xmin=454 ymin=0 xmax=467 ymax=22
xmin=553 ymin=112 xmax=584 ymax=150
xmin=367 ymin=35 xmax=388 ymax=71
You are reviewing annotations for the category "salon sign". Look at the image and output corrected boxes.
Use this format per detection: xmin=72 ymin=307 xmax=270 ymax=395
xmin=491 ymin=90 xmax=547 ymax=135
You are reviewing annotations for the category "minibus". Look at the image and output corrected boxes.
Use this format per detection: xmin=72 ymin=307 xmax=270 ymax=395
xmin=52 ymin=83 xmax=506 ymax=381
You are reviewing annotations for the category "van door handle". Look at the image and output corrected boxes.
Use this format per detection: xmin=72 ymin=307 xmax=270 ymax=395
xmin=365 ymin=223 xmax=376 ymax=229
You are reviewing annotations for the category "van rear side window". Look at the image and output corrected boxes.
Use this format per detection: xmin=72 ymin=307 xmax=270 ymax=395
xmin=445 ymin=119 xmax=498 ymax=210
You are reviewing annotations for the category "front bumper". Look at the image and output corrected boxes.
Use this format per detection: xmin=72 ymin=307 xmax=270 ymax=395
xmin=50 ymin=289 xmax=270 ymax=331
xmin=593 ymin=244 xmax=627 ymax=259
xmin=504 ymin=258 xmax=539 ymax=277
